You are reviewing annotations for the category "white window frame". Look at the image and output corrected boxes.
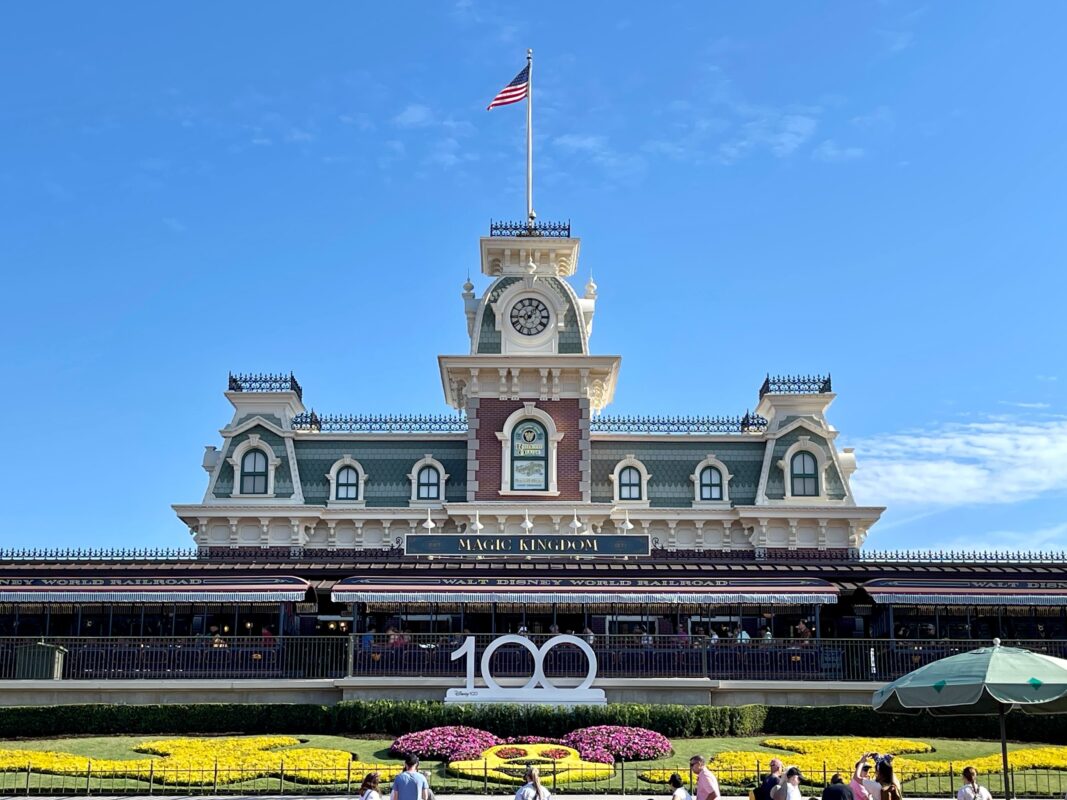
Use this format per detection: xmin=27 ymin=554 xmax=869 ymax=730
xmin=495 ymin=402 xmax=564 ymax=496
xmin=691 ymin=454 xmax=732 ymax=506
xmin=326 ymin=456 xmax=368 ymax=508
xmin=609 ymin=455 xmax=651 ymax=508
xmin=777 ymin=436 xmax=831 ymax=501
xmin=228 ymin=434 xmax=282 ymax=499
xmin=408 ymin=454 xmax=449 ymax=506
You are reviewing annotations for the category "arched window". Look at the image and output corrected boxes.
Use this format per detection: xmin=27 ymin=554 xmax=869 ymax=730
xmin=336 ymin=466 xmax=359 ymax=500
xmin=417 ymin=465 xmax=440 ymax=500
xmin=791 ymin=452 xmax=819 ymax=497
xmin=511 ymin=419 xmax=548 ymax=491
xmin=618 ymin=466 xmax=642 ymax=500
xmin=699 ymin=466 xmax=723 ymax=501
xmin=240 ymin=450 xmax=268 ymax=495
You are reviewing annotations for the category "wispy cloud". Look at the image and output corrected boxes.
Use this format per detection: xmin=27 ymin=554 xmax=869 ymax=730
xmin=553 ymin=133 xmax=645 ymax=182
xmin=392 ymin=104 xmax=434 ymax=128
xmin=718 ymin=110 xmax=819 ymax=163
xmin=812 ymin=139 xmax=865 ymax=162
xmin=851 ymin=413 xmax=1067 ymax=507
xmin=878 ymin=28 xmax=915 ymax=54
xmin=933 ymin=521 xmax=1067 ymax=552
xmin=162 ymin=217 xmax=187 ymax=233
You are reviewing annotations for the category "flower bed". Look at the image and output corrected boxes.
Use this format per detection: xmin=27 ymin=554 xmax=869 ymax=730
xmin=390 ymin=726 xmax=501 ymax=762
xmin=448 ymin=743 xmax=614 ymax=785
xmin=0 ymin=736 xmax=399 ymax=786
xmin=638 ymin=737 xmax=1067 ymax=785
xmin=562 ymin=726 xmax=673 ymax=763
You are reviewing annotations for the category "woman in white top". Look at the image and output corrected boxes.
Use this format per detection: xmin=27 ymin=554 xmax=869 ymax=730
xmin=783 ymin=767 xmax=804 ymax=800
xmin=668 ymin=772 xmax=691 ymax=800
xmin=515 ymin=766 xmax=550 ymax=800
xmin=359 ymin=771 xmax=382 ymax=800
xmin=956 ymin=767 xmax=992 ymax=800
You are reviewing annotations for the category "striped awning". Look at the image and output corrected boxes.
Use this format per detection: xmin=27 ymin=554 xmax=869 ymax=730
xmin=332 ymin=576 xmax=838 ymax=606
xmin=864 ymin=579 xmax=1067 ymax=607
xmin=0 ymin=576 xmax=309 ymax=603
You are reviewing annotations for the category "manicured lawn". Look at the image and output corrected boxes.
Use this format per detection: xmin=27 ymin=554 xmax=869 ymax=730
xmin=0 ymin=734 xmax=1062 ymax=795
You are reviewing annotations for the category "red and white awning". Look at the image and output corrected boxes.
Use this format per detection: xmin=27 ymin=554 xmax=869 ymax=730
xmin=0 ymin=576 xmax=309 ymax=603
xmin=332 ymin=576 xmax=838 ymax=605
xmin=864 ymin=578 xmax=1067 ymax=606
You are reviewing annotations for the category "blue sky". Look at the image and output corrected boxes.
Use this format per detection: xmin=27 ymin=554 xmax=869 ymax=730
xmin=1 ymin=3 xmax=1065 ymax=551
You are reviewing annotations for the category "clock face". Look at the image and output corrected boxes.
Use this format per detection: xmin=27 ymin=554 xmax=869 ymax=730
xmin=509 ymin=297 xmax=551 ymax=336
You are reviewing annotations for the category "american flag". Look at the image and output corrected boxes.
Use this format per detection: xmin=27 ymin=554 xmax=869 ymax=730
xmin=487 ymin=65 xmax=529 ymax=110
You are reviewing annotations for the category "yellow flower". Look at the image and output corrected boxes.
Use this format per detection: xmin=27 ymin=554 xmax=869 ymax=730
xmin=449 ymin=743 xmax=614 ymax=785
xmin=0 ymin=736 xmax=402 ymax=786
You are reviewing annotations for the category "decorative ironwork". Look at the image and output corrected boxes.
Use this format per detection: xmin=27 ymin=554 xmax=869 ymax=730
xmin=591 ymin=413 xmax=768 ymax=434
xmin=759 ymin=373 xmax=832 ymax=398
xmin=292 ymin=411 xmax=467 ymax=433
xmin=0 ymin=547 xmax=200 ymax=562
xmin=489 ymin=219 xmax=571 ymax=238
xmin=228 ymin=372 xmax=302 ymax=400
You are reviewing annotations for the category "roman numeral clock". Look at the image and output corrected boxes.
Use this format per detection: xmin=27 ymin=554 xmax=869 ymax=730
xmin=509 ymin=297 xmax=550 ymax=335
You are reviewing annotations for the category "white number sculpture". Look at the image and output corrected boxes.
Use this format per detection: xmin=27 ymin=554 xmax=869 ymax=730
xmin=444 ymin=634 xmax=606 ymax=705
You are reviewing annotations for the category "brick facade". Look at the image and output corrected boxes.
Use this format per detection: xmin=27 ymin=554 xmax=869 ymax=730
xmin=472 ymin=398 xmax=585 ymax=501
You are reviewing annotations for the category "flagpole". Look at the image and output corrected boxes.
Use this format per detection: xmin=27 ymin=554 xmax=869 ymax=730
xmin=526 ymin=48 xmax=534 ymax=228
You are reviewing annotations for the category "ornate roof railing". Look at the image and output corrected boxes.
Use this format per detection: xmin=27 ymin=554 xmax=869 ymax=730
xmin=759 ymin=373 xmax=832 ymax=399
xmin=292 ymin=411 xmax=468 ymax=433
xmin=592 ymin=413 xmax=768 ymax=434
xmin=2 ymin=546 xmax=1066 ymax=565
xmin=228 ymin=372 xmax=302 ymax=400
xmin=489 ymin=220 xmax=571 ymax=238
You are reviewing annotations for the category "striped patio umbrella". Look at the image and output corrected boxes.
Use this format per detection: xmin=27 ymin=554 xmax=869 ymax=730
xmin=873 ymin=639 xmax=1067 ymax=798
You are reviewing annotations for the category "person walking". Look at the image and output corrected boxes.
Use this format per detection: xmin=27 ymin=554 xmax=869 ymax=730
xmin=956 ymin=767 xmax=991 ymax=800
xmin=755 ymin=758 xmax=783 ymax=800
xmin=359 ymin=772 xmax=383 ymax=800
xmin=689 ymin=756 xmax=720 ymax=800
xmin=669 ymin=772 xmax=691 ymax=800
xmin=391 ymin=755 xmax=429 ymax=800
xmin=515 ymin=765 xmax=550 ymax=800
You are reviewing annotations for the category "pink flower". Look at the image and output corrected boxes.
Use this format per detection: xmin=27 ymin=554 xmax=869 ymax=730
xmin=561 ymin=726 xmax=673 ymax=763
xmin=390 ymin=726 xmax=501 ymax=761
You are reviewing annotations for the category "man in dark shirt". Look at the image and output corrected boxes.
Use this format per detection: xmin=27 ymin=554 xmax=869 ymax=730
xmin=755 ymin=758 xmax=783 ymax=800
xmin=822 ymin=773 xmax=854 ymax=800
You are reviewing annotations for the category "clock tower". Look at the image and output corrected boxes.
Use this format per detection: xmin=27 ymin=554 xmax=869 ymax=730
xmin=439 ymin=221 xmax=621 ymax=504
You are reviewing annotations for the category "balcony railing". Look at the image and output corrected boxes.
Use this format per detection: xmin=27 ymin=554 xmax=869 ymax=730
xmin=2 ymin=546 xmax=1066 ymax=564
xmin=591 ymin=413 xmax=767 ymax=434
xmin=227 ymin=372 xmax=302 ymax=400
xmin=291 ymin=411 xmax=467 ymax=433
xmin=489 ymin=219 xmax=571 ymax=238
xmin=1 ymin=635 xmax=1063 ymax=683
xmin=759 ymin=373 xmax=832 ymax=398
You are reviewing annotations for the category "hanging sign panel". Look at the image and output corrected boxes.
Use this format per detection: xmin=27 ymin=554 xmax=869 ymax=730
xmin=404 ymin=534 xmax=650 ymax=557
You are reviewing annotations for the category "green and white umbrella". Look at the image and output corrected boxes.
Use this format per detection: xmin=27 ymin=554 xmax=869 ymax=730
xmin=873 ymin=639 xmax=1067 ymax=797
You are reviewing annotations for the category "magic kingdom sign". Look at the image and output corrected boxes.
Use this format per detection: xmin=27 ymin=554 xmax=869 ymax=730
xmin=403 ymin=534 xmax=650 ymax=557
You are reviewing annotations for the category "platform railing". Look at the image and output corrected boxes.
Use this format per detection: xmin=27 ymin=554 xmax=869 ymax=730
xmin=1 ymin=635 xmax=1065 ymax=682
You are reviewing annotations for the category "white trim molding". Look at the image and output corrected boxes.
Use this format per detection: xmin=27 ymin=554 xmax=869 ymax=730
xmin=690 ymin=454 xmax=732 ymax=506
xmin=408 ymin=454 xmax=449 ymax=507
xmin=609 ymin=455 xmax=651 ymax=508
xmin=325 ymin=456 xmax=369 ymax=508
xmin=777 ymin=436 xmax=831 ymax=502
xmin=227 ymin=434 xmax=282 ymax=499
xmin=495 ymin=402 xmax=565 ymax=496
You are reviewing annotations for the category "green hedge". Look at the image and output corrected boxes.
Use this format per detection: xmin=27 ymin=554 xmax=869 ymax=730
xmin=0 ymin=701 xmax=1062 ymax=744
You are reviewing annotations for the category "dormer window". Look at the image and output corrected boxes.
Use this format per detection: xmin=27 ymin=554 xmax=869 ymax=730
xmin=408 ymin=455 xmax=449 ymax=505
xmin=690 ymin=455 xmax=732 ymax=505
xmin=610 ymin=456 xmax=651 ymax=506
xmin=791 ymin=452 xmax=819 ymax=497
xmin=336 ymin=466 xmax=359 ymax=500
xmin=240 ymin=450 xmax=268 ymax=495
xmin=417 ymin=466 xmax=441 ymax=500
xmin=619 ymin=466 xmax=642 ymax=500
xmin=699 ymin=466 xmax=723 ymax=501
xmin=326 ymin=457 xmax=368 ymax=507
